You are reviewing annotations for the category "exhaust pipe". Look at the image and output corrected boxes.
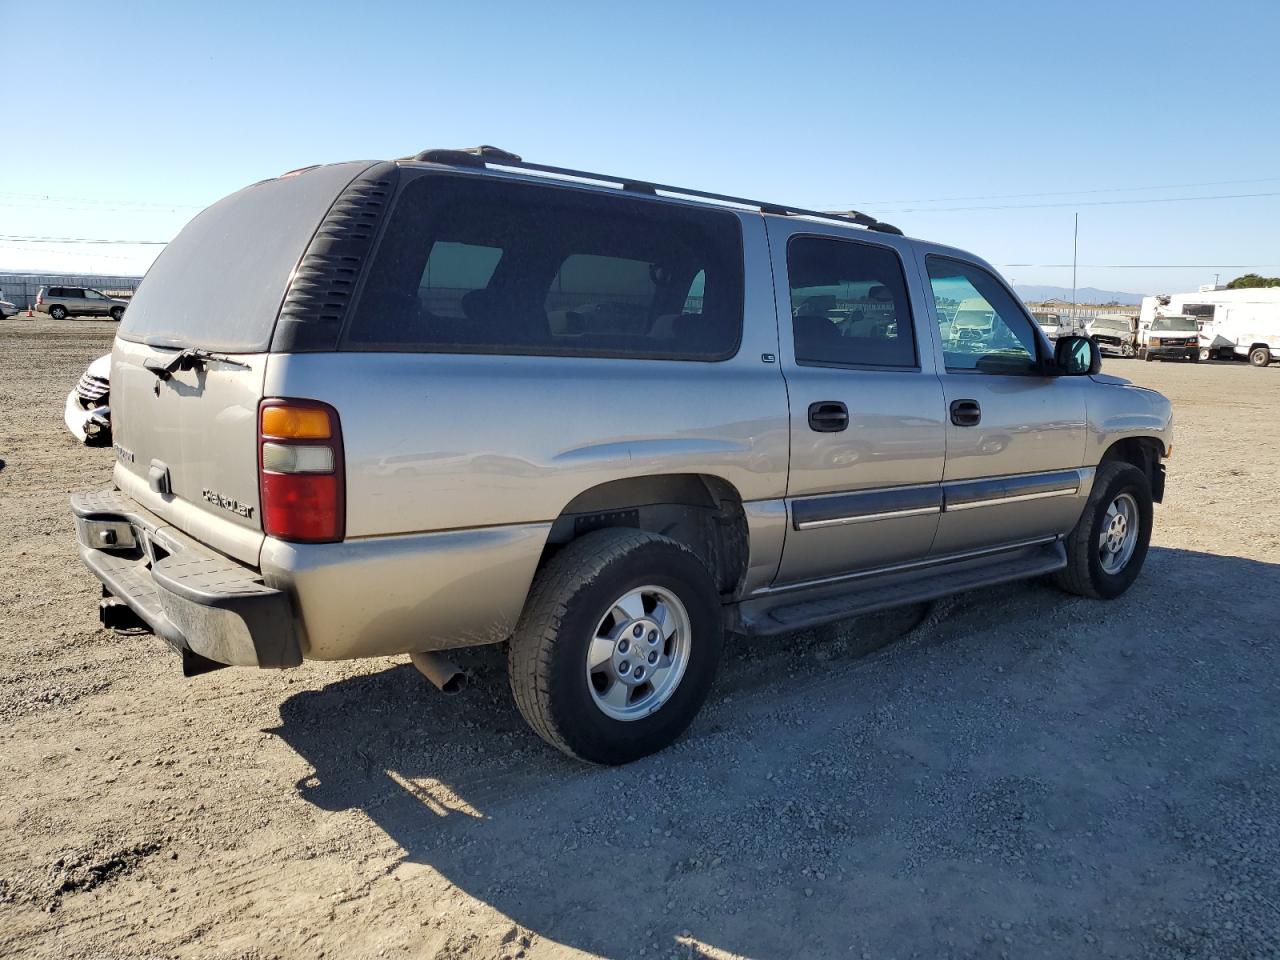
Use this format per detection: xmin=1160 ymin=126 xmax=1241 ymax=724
xmin=410 ymin=651 xmax=466 ymax=695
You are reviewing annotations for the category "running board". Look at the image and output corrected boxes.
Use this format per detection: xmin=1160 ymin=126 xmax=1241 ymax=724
xmin=733 ymin=539 xmax=1067 ymax=637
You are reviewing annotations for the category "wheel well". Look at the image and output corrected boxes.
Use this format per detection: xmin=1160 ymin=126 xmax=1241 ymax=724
xmin=542 ymin=474 xmax=749 ymax=597
xmin=1100 ymin=437 xmax=1165 ymax=502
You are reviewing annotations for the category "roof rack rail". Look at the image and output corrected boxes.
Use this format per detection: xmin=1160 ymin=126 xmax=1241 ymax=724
xmin=406 ymin=146 xmax=904 ymax=236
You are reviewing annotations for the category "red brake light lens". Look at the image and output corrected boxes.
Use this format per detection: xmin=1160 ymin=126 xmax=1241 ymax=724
xmin=258 ymin=400 xmax=344 ymax=543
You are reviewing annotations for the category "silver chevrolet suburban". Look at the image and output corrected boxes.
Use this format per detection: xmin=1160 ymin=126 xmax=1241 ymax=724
xmin=71 ymin=147 xmax=1173 ymax=764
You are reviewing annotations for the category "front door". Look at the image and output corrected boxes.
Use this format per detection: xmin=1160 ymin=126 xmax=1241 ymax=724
xmin=918 ymin=254 xmax=1088 ymax=555
xmin=768 ymin=224 xmax=947 ymax=585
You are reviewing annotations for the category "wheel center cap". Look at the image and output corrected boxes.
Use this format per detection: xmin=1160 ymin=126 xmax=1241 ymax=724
xmin=614 ymin=619 xmax=659 ymax=683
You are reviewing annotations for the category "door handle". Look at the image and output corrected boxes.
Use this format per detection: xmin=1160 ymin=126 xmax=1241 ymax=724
xmin=950 ymin=399 xmax=982 ymax=427
xmin=808 ymin=401 xmax=849 ymax=433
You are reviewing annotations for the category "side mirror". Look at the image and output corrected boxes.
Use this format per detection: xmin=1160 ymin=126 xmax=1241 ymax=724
xmin=1055 ymin=335 xmax=1101 ymax=376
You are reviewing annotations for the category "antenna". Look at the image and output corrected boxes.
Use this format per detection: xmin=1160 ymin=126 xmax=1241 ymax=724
xmin=1071 ymin=212 xmax=1079 ymax=330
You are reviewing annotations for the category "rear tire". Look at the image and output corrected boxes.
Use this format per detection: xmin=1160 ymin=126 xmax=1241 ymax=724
xmin=1199 ymin=347 xmax=1211 ymax=362
xmin=1249 ymin=346 xmax=1271 ymax=367
xmin=49 ymin=306 xmax=67 ymax=320
xmin=508 ymin=528 xmax=723 ymax=764
xmin=1053 ymin=461 xmax=1153 ymax=600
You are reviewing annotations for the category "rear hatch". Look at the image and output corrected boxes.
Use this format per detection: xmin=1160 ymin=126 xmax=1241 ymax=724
xmin=111 ymin=161 xmax=371 ymax=565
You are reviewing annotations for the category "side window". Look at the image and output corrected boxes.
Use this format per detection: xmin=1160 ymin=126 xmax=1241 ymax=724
xmin=68 ymin=288 xmax=86 ymax=298
xmin=419 ymin=241 xmax=502 ymax=318
xmin=344 ymin=176 xmax=744 ymax=360
xmin=85 ymin=290 xmax=104 ymax=300
xmin=925 ymin=258 xmax=1040 ymax=374
xmin=682 ymin=269 xmax=705 ymax=314
xmin=786 ymin=236 xmax=916 ymax=368
xmin=545 ymin=254 xmax=655 ymax=337
xmin=48 ymin=287 xmax=64 ymax=297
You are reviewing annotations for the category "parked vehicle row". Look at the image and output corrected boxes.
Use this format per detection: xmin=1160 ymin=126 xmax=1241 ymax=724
xmin=68 ymin=147 xmax=1171 ymax=764
xmin=1031 ymin=306 xmax=1279 ymax=368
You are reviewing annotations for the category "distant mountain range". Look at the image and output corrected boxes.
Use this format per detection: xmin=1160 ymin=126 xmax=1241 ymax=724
xmin=1014 ymin=284 xmax=1145 ymax=305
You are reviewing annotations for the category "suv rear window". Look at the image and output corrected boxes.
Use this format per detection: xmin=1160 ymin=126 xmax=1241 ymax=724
xmin=343 ymin=175 xmax=744 ymax=360
xmin=117 ymin=162 xmax=369 ymax=353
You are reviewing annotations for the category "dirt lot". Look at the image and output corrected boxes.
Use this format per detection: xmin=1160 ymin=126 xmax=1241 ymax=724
xmin=1 ymin=316 xmax=1278 ymax=960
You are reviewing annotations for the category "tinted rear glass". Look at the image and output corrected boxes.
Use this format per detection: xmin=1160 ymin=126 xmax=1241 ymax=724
xmin=343 ymin=175 xmax=744 ymax=360
xmin=118 ymin=162 xmax=368 ymax=352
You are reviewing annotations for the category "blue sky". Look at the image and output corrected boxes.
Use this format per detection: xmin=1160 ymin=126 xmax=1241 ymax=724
xmin=3 ymin=0 xmax=1277 ymax=296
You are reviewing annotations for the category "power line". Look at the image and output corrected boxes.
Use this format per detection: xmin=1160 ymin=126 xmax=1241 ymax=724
xmin=0 ymin=234 xmax=169 ymax=245
xmin=1004 ymin=263 xmax=1280 ymax=269
xmin=876 ymin=190 xmax=1280 ymax=214
xmin=847 ymin=176 xmax=1280 ymax=206
xmin=0 ymin=190 xmax=203 ymax=210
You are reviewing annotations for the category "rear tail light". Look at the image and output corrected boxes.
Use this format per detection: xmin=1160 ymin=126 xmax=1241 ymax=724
xmin=36 ymin=293 xmax=43 ymax=305
xmin=258 ymin=399 xmax=344 ymax=543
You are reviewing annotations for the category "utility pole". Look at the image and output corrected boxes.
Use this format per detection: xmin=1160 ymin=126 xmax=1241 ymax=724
xmin=1070 ymin=212 xmax=1078 ymax=332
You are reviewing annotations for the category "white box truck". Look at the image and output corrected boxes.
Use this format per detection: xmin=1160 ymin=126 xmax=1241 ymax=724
xmin=1139 ymin=288 xmax=1280 ymax=366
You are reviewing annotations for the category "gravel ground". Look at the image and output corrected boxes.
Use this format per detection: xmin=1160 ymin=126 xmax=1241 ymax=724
xmin=1 ymin=316 xmax=1278 ymax=960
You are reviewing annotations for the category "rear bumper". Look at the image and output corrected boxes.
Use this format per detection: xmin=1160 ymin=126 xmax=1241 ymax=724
xmin=71 ymin=490 xmax=301 ymax=669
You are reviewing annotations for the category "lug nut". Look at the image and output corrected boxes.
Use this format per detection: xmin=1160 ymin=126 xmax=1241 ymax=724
xmin=647 ymin=630 xmax=658 ymax=643
xmin=634 ymin=666 xmax=645 ymax=680
xmin=632 ymin=624 xmax=644 ymax=639
xmin=618 ymin=639 xmax=630 ymax=654
xmin=647 ymin=651 xmax=658 ymax=664
xmin=619 ymin=662 xmax=630 ymax=675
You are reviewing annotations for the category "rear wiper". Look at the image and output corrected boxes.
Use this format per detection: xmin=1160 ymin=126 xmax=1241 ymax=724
xmin=144 ymin=348 xmax=250 ymax=383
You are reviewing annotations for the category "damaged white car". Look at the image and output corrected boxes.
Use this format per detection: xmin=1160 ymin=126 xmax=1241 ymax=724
xmin=64 ymin=354 xmax=112 ymax=444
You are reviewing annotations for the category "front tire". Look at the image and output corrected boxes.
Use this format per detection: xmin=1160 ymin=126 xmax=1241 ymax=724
xmin=1053 ymin=461 xmax=1153 ymax=600
xmin=508 ymin=529 xmax=723 ymax=764
xmin=109 ymin=306 xmax=124 ymax=321
xmin=1249 ymin=346 xmax=1271 ymax=367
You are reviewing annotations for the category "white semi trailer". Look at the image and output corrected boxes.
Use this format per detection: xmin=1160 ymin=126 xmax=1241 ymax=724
xmin=1139 ymin=287 xmax=1280 ymax=366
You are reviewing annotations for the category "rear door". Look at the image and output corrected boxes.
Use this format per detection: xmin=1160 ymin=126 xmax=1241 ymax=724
xmin=83 ymin=289 xmax=109 ymax=315
xmin=110 ymin=161 xmax=372 ymax=564
xmin=917 ymin=253 xmax=1088 ymax=555
xmin=767 ymin=222 xmax=946 ymax=585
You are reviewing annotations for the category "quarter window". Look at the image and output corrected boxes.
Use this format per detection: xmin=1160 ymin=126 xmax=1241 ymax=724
xmin=344 ymin=176 xmax=744 ymax=360
xmin=786 ymin=236 xmax=917 ymax=368
xmin=925 ymin=258 xmax=1040 ymax=374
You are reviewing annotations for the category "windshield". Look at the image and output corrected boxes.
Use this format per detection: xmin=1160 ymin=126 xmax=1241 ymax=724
xmin=1152 ymin=316 xmax=1197 ymax=332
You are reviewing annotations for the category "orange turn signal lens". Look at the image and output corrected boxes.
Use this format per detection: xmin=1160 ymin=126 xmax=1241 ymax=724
xmin=261 ymin=405 xmax=331 ymax=440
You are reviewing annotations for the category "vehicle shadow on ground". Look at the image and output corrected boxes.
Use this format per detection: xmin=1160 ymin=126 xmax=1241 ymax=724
xmin=271 ymin=547 xmax=1280 ymax=959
